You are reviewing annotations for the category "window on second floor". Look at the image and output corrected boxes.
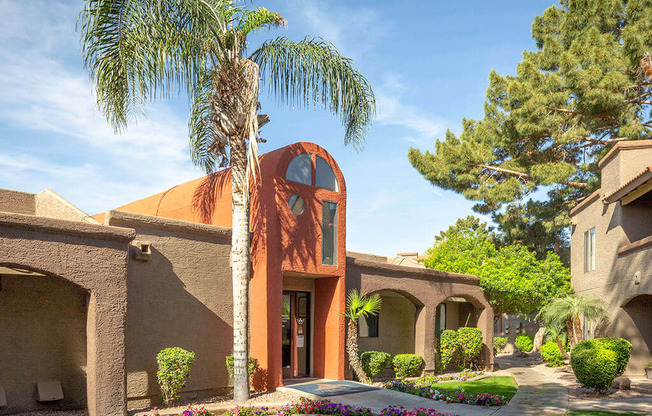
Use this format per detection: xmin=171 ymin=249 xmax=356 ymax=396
xmin=584 ymin=227 xmax=596 ymax=272
xmin=286 ymin=153 xmax=312 ymax=186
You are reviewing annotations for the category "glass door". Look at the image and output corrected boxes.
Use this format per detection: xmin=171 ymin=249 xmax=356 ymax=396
xmin=281 ymin=291 xmax=311 ymax=378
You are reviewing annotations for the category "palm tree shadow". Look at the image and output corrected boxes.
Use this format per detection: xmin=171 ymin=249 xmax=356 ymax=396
xmin=192 ymin=171 xmax=231 ymax=224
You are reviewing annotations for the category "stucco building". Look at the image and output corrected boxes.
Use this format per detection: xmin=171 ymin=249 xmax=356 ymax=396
xmin=570 ymin=140 xmax=652 ymax=375
xmin=0 ymin=142 xmax=493 ymax=416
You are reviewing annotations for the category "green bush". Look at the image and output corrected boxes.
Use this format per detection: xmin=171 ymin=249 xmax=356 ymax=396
xmin=392 ymin=354 xmax=424 ymax=378
xmin=360 ymin=351 xmax=392 ymax=381
xmin=571 ymin=342 xmax=619 ymax=391
xmin=457 ymin=327 xmax=483 ymax=369
xmin=225 ymin=355 xmax=259 ymax=379
xmin=515 ymin=334 xmax=534 ymax=353
xmin=493 ymin=337 xmax=508 ymax=354
xmin=156 ymin=347 xmax=195 ymax=406
xmin=439 ymin=329 xmax=459 ymax=370
xmin=592 ymin=337 xmax=632 ymax=377
xmin=541 ymin=341 xmax=564 ymax=367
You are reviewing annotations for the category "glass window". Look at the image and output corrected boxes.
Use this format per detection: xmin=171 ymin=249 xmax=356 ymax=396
xmin=288 ymin=195 xmax=305 ymax=215
xmin=358 ymin=314 xmax=379 ymax=338
xmin=322 ymin=201 xmax=338 ymax=265
xmin=316 ymin=156 xmax=339 ymax=192
xmin=584 ymin=227 xmax=595 ymax=272
xmin=286 ymin=153 xmax=312 ymax=186
xmin=435 ymin=303 xmax=446 ymax=338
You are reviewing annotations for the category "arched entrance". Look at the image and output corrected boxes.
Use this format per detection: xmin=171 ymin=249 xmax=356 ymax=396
xmin=621 ymin=294 xmax=652 ymax=374
xmin=0 ymin=266 xmax=88 ymax=413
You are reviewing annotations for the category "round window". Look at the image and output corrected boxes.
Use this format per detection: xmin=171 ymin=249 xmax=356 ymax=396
xmin=289 ymin=194 xmax=305 ymax=215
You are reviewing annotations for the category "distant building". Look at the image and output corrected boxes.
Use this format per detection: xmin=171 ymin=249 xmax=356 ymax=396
xmin=570 ymin=140 xmax=652 ymax=375
xmin=0 ymin=142 xmax=493 ymax=416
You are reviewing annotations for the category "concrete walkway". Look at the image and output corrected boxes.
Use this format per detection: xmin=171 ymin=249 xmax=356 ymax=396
xmin=279 ymin=379 xmax=497 ymax=416
xmin=491 ymin=357 xmax=569 ymax=416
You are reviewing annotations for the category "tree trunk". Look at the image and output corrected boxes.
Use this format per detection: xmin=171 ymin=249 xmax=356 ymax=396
xmin=556 ymin=336 xmax=569 ymax=359
xmin=231 ymin=133 xmax=250 ymax=402
xmin=567 ymin=318 xmax=576 ymax=347
xmin=573 ymin=317 xmax=583 ymax=345
xmin=347 ymin=320 xmax=370 ymax=384
xmin=532 ymin=326 xmax=546 ymax=353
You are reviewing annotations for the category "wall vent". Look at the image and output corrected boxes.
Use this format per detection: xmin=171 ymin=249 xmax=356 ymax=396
xmin=37 ymin=380 xmax=64 ymax=402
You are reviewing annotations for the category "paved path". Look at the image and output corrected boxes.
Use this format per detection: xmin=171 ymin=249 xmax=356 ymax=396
xmin=280 ymin=379 xmax=497 ymax=416
xmin=491 ymin=357 xmax=569 ymax=416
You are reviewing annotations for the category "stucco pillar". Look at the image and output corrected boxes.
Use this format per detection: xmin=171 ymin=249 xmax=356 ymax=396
xmin=415 ymin=305 xmax=437 ymax=374
xmin=476 ymin=307 xmax=494 ymax=371
xmin=86 ymin=292 xmax=127 ymax=416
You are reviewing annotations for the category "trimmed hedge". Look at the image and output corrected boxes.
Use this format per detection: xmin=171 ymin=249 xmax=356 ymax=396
xmin=156 ymin=347 xmax=195 ymax=405
xmin=439 ymin=329 xmax=459 ymax=370
xmin=392 ymin=354 xmax=424 ymax=378
xmin=493 ymin=337 xmax=508 ymax=355
xmin=515 ymin=334 xmax=534 ymax=353
xmin=541 ymin=341 xmax=564 ymax=367
xmin=571 ymin=337 xmax=632 ymax=391
xmin=360 ymin=351 xmax=392 ymax=381
xmin=457 ymin=327 xmax=483 ymax=369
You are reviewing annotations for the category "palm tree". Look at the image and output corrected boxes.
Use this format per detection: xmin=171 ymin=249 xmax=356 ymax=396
xmin=343 ymin=289 xmax=381 ymax=384
xmin=538 ymin=294 xmax=608 ymax=348
xmin=80 ymin=0 xmax=375 ymax=402
xmin=544 ymin=322 xmax=569 ymax=359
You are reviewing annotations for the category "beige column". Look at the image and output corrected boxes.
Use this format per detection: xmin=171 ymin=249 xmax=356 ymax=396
xmin=476 ymin=306 xmax=494 ymax=370
xmin=415 ymin=305 xmax=437 ymax=374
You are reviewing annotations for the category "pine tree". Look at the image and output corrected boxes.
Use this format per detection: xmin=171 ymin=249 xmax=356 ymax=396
xmin=409 ymin=0 xmax=652 ymax=255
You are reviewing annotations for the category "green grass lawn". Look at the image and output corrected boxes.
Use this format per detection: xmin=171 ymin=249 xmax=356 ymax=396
xmin=430 ymin=376 xmax=518 ymax=400
xmin=566 ymin=412 xmax=652 ymax=416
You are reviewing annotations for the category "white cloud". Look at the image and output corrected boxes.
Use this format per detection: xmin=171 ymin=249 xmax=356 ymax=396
xmin=0 ymin=0 xmax=201 ymax=213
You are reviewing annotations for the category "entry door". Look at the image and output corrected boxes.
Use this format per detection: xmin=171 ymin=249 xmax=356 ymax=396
xmin=282 ymin=291 xmax=311 ymax=378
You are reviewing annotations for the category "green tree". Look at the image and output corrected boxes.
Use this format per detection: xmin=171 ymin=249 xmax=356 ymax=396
xmin=343 ymin=289 xmax=381 ymax=384
xmin=80 ymin=0 xmax=374 ymax=402
xmin=409 ymin=0 xmax=652 ymax=257
xmin=538 ymin=294 xmax=608 ymax=348
xmin=423 ymin=217 xmax=572 ymax=319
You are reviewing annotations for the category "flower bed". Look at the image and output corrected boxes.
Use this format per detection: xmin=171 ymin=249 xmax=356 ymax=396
xmin=277 ymin=398 xmax=374 ymax=416
xmin=415 ymin=370 xmax=484 ymax=384
xmin=383 ymin=379 xmax=506 ymax=407
xmin=380 ymin=406 xmax=459 ymax=416
xmin=146 ymin=405 xmax=215 ymax=416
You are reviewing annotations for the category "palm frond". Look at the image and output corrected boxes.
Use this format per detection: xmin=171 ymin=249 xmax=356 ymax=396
xmin=236 ymin=7 xmax=286 ymax=37
xmin=251 ymin=36 xmax=375 ymax=149
xmin=79 ymin=0 xmax=228 ymax=131
xmin=344 ymin=289 xmax=382 ymax=321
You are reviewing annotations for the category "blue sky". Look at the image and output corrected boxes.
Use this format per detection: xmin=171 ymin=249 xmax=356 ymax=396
xmin=0 ymin=0 xmax=555 ymax=256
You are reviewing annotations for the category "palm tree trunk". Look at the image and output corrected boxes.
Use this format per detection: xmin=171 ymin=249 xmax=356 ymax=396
xmin=231 ymin=133 xmax=250 ymax=402
xmin=556 ymin=336 xmax=568 ymax=359
xmin=347 ymin=320 xmax=370 ymax=384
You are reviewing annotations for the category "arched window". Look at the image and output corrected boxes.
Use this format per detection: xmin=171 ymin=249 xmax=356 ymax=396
xmin=316 ymin=156 xmax=339 ymax=192
xmin=286 ymin=153 xmax=312 ymax=186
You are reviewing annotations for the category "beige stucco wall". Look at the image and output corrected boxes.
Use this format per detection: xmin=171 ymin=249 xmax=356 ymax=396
xmin=0 ymin=188 xmax=35 ymax=215
xmin=0 ymin=274 xmax=88 ymax=413
xmin=358 ymin=293 xmax=416 ymax=356
xmin=34 ymin=190 xmax=98 ymax=224
xmin=103 ymin=211 xmax=234 ymax=410
xmin=571 ymin=142 xmax=652 ymax=375
xmin=0 ymin=212 xmax=133 ymax=416
xmin=345 ymin=255 xmax=494 ymax=374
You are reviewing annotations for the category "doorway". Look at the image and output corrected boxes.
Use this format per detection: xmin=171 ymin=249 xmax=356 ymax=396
xmin=282 ymin=291 xmax=311 ymax=378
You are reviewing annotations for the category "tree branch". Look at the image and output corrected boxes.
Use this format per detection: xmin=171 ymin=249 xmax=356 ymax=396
xmin=544 ymin=106 xmax=618 ymax=121
xmin=479 ymin=164 xmax=588 ymax=188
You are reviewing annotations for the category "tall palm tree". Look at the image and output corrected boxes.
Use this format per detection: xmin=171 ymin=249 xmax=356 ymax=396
xmin=80 ymin=0 xmax=375 ymax=402
xmin=343 ymin=289 xmax=381 ymax=384
xmin=538 ymin=294 xmax=608 ymax=348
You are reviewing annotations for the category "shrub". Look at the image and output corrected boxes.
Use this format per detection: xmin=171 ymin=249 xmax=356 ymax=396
xmin=457 ymin=327 xmax=483 ymax=369
xmin=592 ymin=337 xmax=632 ymax=377
xmin=392 ymin=354 xmax=424 ymax=378
xmin=156 ymin=347 xmax=195 ymax=406
xmin=541 ymin=341 xmax=564 ymax=367
xmin=514 ymin=334 xmax=534 ymax=353
xmin=360 ymin=351 xmax=392 ymax=382
xmin=493 ymin=337 xmax=508 ymax=355
xmin=439 ymin=329 xmax=459 ymax=370
xmin=225 ymin=355 xmax=259 ymax=380
xmin=571 ymin=342 xmax=619 ymax=391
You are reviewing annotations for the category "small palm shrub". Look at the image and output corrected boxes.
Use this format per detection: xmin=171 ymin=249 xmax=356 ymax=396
xmin=493 ymin=337 xmax=508 ymax=355
xmin=156 ymin=347 xmax=195 ymax=406
xmin=457 ymin=327 xmax=483 ymax=369
xmin=392 ymin=354 xmax=424 ymax=378
xmin=515 ymin=334 xmax=534 ymax=353
xmin=439 ymin=330 xmax=459 ymax=370
xmin=360 ymin=351 xmax=392 ymax=382
xmin=571 ymin=337 xmax=632 ymax=392
xmin=541 ymin=341 xmax=564 ymax=367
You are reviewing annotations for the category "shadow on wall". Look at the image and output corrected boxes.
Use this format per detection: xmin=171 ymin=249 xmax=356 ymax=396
xmin=125 ymin=232 xmax=233 ymax=411
xmin=0 ymin=271 xmax=88 ymax=414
